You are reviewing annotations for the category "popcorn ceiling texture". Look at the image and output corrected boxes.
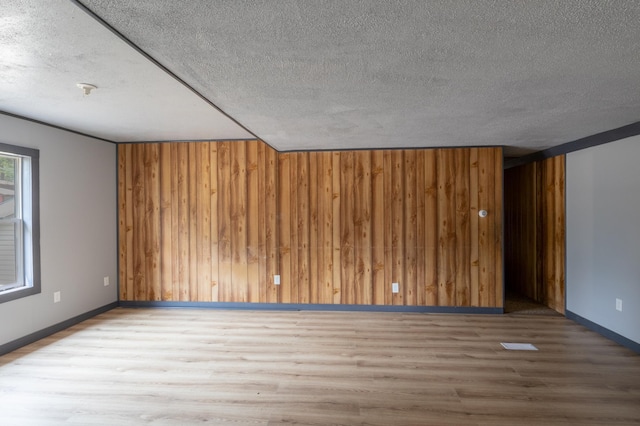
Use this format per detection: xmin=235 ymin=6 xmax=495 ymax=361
xmin=80 ymin=0 xmax=640 ymax=154
xmin=6 ymin=1 xmax=640 ymax=154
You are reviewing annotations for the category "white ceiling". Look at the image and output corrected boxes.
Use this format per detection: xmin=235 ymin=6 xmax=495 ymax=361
xmin=0 ymin=0 xmax=254 ymax=142
xmin=2 ymin=1 xmax=640 ymax=156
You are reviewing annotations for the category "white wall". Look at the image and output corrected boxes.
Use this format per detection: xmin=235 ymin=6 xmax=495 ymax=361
xmin=566 ymin=135 xmax=640 ymax=344
xmin=0 ymin=114 xmax=117 ymax=346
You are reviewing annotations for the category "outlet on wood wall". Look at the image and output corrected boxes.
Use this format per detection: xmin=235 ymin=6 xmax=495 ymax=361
xmin=118 ymin=141 xmax=503 ymax=307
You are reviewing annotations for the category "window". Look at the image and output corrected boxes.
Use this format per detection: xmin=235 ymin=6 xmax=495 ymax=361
xmin=0 ymin=142 xmax=39 ymax=303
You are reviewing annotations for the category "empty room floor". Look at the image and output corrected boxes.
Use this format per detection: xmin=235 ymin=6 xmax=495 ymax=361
xmin=1 ymin=308 xmax=639 ymax=425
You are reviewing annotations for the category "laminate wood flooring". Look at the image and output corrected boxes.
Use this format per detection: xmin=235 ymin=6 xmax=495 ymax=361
xmin=1 ymin=308 xmax=639 ymax=425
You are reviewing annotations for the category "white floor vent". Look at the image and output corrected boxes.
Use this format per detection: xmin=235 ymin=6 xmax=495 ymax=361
xmin=500 ymin=343 xmax=538 ymax=351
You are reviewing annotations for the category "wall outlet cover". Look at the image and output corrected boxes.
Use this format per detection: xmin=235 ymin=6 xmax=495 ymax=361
xmin=392 ymin=283 xmax=399 ymax=293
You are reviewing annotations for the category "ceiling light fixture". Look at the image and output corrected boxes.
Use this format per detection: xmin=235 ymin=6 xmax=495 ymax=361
xmin=76 ymin=83 xmax=97 ymax=96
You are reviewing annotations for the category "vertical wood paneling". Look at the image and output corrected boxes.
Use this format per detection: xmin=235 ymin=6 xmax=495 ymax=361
xmin=289 ymin=154 xmax=299 ymax=303
xmin=309 ymin=152 xmax=319 ymax=304
xmin=391 ymin=150 xmax=404 ymax=305
xmin=543 ymin=155 xmax=565 ymax=314
xmin=132 ymin=145 xmax=146 ymax=301
xmin=246 ymin=141 xmax=259 ymax=303
xmin=209 ymin=143 xmax=219 ymax=302
xmin=296 ymin=153 xmax=311 ymax=304
xmin=217 ymin=142 xmax=232 ymax=302
xmin=144 ymin=144 xmax=161 ymax=301
xmin=159 ymin=143 xmax=173 ymax=300
xmin=267 ymin=146 xmax=279 ymax=303
xmin=371 ymin=151 xmax=385 ymax=305
xmin=332 ymin=152 xmax=341 ymax=304
xmin=118 ymin=146 xmax=126 ymax=299
xmin=200 ymin=143 xmax=213 ymax=301
xmin=504 ymin=163 xmax=537 ymax=299
xmin=494 ymin=149 xmax=504 ymax=307
xmin=340 ymin=152 xmax=355 ymax=304
xmin=437 ymin=149 xmax=456 ymax=306
xmin=383 ymin=151 xmax=393 ymax=305
xmin=230 ymin=142 xmax=248 ymax=302
xmin=424 ymin=150 xmax=438 ymax=305
xmin=354 ymin=151 xmax=372 ymax=305
xmin=505 ymin=155 xmax=564 ymax=314
xmin=278 ymin=153 xmax=291 ymax=303
xmin=478 ymin=148 xmax=496 ymax=307
xmin=469 ymin=148 xmax=480 ymax=306
xmin=455 ymin=149 xmax=470 ymax=306
xmin=119 ymin=142 xmax=504 ymax=308
xmin=415 ymin=151 xmax=426 ymax=306
xmin=319 ymin=152 xmax=334 ymax=304
xmin=257 ymin=143 xmax=268 ymax=303
xmin=188 ymin=143 xmax=198 ymax=301
xmin=118 ymin=145 xmax=133 ymax=300
xmin=170 ymin=144 xmax=181 ymax=301
xmin=404 ymin=151 xmax=417 ymax=306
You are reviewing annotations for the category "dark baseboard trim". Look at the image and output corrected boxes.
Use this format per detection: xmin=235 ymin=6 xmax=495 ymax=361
xmin=504 ymin=120 xmax=640 ymax=169
xmin=566 ymin=310 xmax=640 ymax=354
xmin=0 ymin=302 xmax=119 ymax=356
xmin=118 ymin=300 xmax=503 ymax=314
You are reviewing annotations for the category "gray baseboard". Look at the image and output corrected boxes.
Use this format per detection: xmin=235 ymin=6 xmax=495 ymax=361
xmin=0 ymin=302 xmax=118 ymax=356
xmin=119 ymin=300 xmax=503 ymax=314
xmin=566 ymin=310 xmax=640 ymax=354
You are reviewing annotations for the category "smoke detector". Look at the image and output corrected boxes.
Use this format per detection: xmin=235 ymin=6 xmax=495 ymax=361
xmin=76 ymin=83 xmax=97 ymax=96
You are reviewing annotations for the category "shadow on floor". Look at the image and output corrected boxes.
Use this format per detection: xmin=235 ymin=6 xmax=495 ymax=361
xmin=504 ymin=291 xmax=562 ymax=316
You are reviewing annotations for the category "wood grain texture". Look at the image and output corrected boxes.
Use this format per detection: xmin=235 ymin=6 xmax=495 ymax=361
xmin=424 ymin=150 xmax=438 ymax=305
xmin=2 ymin=308 xmax=639 ymax=425
xmin=437 ymin=149 xmax=456 ymax=306
xmin=118 ymin=142 xmax=503 ymax=307
xmin=159 ymin=143 xmax=173 ymax=300
xmin=505 ymin=162 xmax=539 ymax=300
xmin=340 ymin=151 xmax=355 ymax=304
xmin=504 ymin=155 xmax=565 ymax=314
xmin=309 ymin=152 xmax=319 ymax=304
xmin=404 ymin=151 xmax=417 ymax=306
xmin=371 ymin=151 xmax=385 ymax=305
xmin=188 ymin=143 xmax=198 ymax=301
xmin=391 ymin=150 xmax=405 ymax=305
xmin=278 ymin=153 xmax=291 ymax=304
xmin=218 ymin=142 xmax=232 ymax=302
xmin=469 ymin=148 xmax=480 ymax=306
xmin=209 ymin=143 xmax=219 ymax=302
xmin=544 ymin=155 xmax=565 ymax=314
xmin=332 ymin=152 xmax=342 ymax=304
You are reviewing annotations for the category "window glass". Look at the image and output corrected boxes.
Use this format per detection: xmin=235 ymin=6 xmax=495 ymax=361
xmin=0 ymin=144 xmax=39 ymax=303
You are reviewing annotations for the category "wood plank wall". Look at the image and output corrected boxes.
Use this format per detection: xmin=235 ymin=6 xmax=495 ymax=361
xmin=504 ymin=155 xmax=565 ymax=313
xmin=118 ymin=141 xmax=503 ymax=307
xmin=541 ymin=156 xmax=565 ymax=314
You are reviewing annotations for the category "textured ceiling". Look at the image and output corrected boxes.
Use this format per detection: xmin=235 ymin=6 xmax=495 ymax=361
xmin=0 ymin=0 xmax=253 ymax=142
xmin=2 ymin=1 xmax=640 ymax=156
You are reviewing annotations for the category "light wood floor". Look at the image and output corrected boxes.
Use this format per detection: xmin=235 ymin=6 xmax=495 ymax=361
xmin=1 ymin=308 xmax=639 ymax=425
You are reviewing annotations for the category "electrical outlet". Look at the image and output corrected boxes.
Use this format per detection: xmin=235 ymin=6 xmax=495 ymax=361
xmin=274 ymin=275 xmax=280 ymax=285
xmin=616 ymin=298 xmax=623 ymax=312
xmin=392 ymin=282 xmax=399 ymax=294
xmin=54 ymin=291 xmax=61 ymax=303
xmin=103 ymin=276 xmax=110 ymax=287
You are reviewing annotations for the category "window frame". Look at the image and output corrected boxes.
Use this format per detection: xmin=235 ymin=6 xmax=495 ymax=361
xmin=0 ymin=142 xmax=40 ymax=304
